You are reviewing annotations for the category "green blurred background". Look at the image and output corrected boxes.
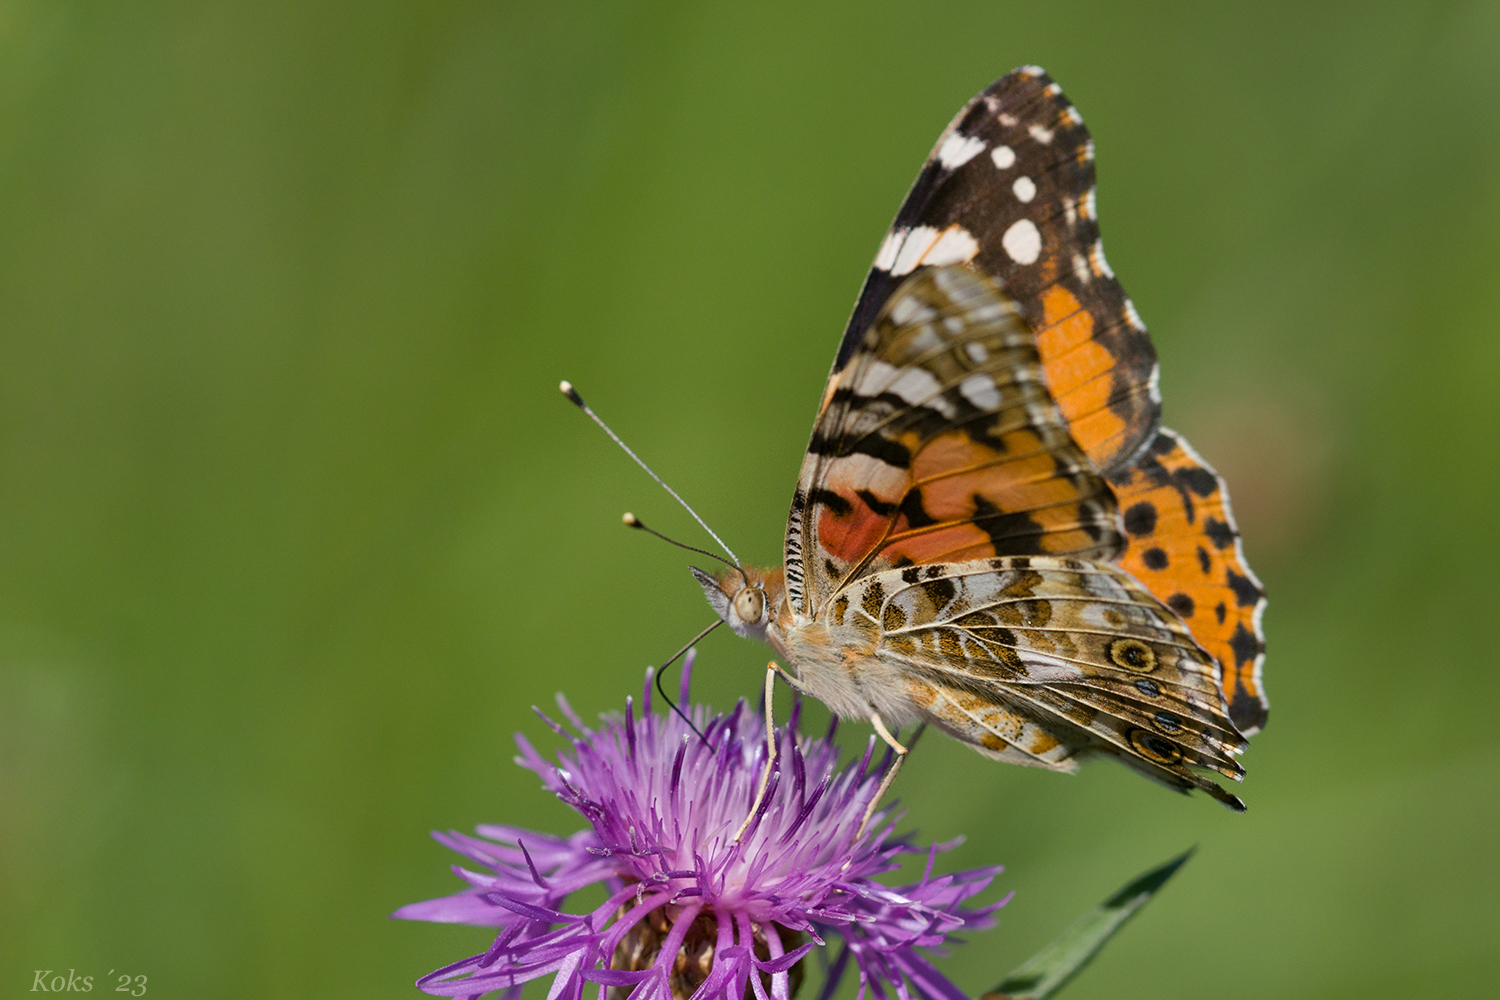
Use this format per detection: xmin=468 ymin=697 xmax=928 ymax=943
xmin=3 ymin=2 xmax=1498 ymax=997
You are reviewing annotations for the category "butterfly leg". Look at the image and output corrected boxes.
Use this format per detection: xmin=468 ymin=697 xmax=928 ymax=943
xmin=732 ymin=663 xmax=782 ymax=844
xmin=856 ymin=715 xmax=923 ymax=838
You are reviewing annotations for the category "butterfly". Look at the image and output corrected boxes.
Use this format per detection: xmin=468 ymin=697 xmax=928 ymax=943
xmin=690 ymin=67 xmax=1268 ymax=813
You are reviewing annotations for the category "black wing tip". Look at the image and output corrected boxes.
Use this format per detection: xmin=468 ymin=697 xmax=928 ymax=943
xmin=1206 ymin=781 xmax=1247 ymax=813
xmin=1229 ymin=695 xmax=1270 ymax=737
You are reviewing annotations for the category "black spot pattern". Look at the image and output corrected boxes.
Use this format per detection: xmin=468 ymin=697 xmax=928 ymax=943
xmin=1167 ymin=593 xmax=1195 ymax=618
xmin=807 ymin=421 xmax=913 ymax=468
xmin=971 ymin=494 xmax=1052 ymax=556
xmin=1142 ymin=547 xmax=1169 ymax=570
xmin=898 ymin=490 xmax=937 ymax=529
xmin=1178 ymin=467 xmax=1217 ymax=497
xmin=1227 ymin=569 xmax=1261 ymax=607
xmin=1203 ymin=517 xmax=1236 ymax=550
xmin=856 ymin=489 xmax=898 ymax=517
xmin=807 ymin=487 xmax=852 ymax=517
xmin=1123 ymin=502 xmax=1157 ymax=536
xmin=923 ymin=577 xmax=957 ymax=609
xmin=1229 ymin=621 xmax=1261 ymax=667
xmin=1229 ymin=688 xmax=1268 ymax=734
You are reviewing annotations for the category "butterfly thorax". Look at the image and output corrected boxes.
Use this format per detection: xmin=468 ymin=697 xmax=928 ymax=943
xmin=692 ymin=562 xmax=920 ymax=726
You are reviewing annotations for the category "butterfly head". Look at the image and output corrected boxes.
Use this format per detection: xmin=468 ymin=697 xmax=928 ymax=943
xmin=691 ymin=564 xmax=784 ymax=641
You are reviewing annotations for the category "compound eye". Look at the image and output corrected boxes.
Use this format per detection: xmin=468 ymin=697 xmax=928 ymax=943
xmin=733 ymin=587 xmax=765 ymax=624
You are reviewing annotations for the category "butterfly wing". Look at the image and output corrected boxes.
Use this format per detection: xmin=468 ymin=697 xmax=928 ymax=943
xmin=1109 ymin=428 xmax=1269 ymax=735
xmin=834 ymin=557 xmax=1247 ymax=809
xmin=783 ymin=264 xmax=1122 ymax=618
xmin=836 ymin=67 xmax=1160 ymax=475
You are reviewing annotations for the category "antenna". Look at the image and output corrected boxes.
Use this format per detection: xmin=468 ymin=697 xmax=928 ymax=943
xmin=624 ymin=512 xmax=746 ymax=585
xmin=560 ymin=380 xmax=741 ymax=567
xmin=653 ymin=619 xmax=723 ymax=746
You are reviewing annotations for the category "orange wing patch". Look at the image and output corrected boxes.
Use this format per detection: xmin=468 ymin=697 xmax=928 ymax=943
xmin=1035 ymin=284 xmax=1133 ymax=467
xmin=1108 ymin=428 xmax=1268 ymax=734
xmin=785 ymin=266 xmax=1122 ymax=616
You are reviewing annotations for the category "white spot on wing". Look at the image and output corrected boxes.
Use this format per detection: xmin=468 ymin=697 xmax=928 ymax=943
xmin=1089 ymin=240 xmax=1114 ymax=279
xmin=923 ymin=226 xmax=979 ymax=267
xmin=998 ymin=112 xmax=1017 ymax=127
xmin=959 ymin=373 xmax=1002 ymax=410
xmin=1028 ymin=123 xmax=1054 ymax=144
xmin=890 ymin=226 xmax=940 ymax=276
xmin=890 ymin=368 xmax=954 ymax=414
xmin=965 ymin=342 xmax=989 ymax=364
xmin=938 ymin=133 xmax=987 ymax=168
xmin=1124 ymin=298 xmax=1147 ymax=331
xmin=1001 ymin=219 xmax=1042 ymax=265
xmin=990 ymin=144 xmax=1016 ymax=170
xmin=1081 ymin=188 xmax=1097 ymax=220
xmin=818 ymin=450 xmax=912 ymax=490
xmin=1062 ymin=195 xmax=1077 ymax=227
xmin=1063 ymin=106 xmax=1083 ymax=125
xmin=906 ymin=324 xmax=944 ymax=355
xmin=855 ymin=359 xmax=924 ymax=399
xmin=1012 ymin=176 xmax=1036 ymax=202
xmin=889 ymin=295 xmax=935 ymax=326
xmin=1072 ymin=253 xmax=1091 ymax=285
xmin=874 ymin=229 xmax=905 ymax=271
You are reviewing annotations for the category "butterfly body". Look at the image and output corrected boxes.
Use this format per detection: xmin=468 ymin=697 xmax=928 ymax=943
xmin=689 ymin=68 xmax=1265 ymax=810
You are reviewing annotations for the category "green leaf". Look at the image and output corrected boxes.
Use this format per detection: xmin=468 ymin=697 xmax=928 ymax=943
xmin=982 ymin=848 xmax=1194 ymax=1000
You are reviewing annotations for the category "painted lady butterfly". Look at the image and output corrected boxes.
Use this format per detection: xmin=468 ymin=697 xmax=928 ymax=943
xmin=692 ymin=67 xmax=1268 ymax=811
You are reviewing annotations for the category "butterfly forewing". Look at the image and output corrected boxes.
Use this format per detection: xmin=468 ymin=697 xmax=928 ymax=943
xmin=831 ymin=557 xmax=1247 ymax=808
xmin=836 ymin=67 xmax=1160 ymax=475
xmin=1109 ymin=428 xmax=1270 ymax=734
xmin=784 ymin=265 xmax=1122 ymax=618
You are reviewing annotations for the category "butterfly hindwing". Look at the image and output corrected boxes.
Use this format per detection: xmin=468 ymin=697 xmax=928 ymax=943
xmin=836 ymin=67 xmax=1160 ymax=476
xmin=784 ymin=265 xmax=1122 ymax=618
xmin=832 ymin=557 xmax=1246 ymax=808
xmin=1109 ymin=428 xmax=1269 ymax=735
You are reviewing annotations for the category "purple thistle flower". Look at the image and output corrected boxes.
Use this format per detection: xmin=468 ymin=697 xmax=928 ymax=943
xmin=395 ymin=653 xmax=1007 ymax=1000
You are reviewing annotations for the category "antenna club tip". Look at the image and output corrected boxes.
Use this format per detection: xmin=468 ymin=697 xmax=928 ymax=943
xmin=622 ymin=512 xmax=641 ymax=527
xmin=558 ymin=380 xmax=585 ymax=406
